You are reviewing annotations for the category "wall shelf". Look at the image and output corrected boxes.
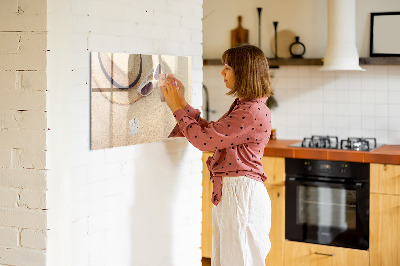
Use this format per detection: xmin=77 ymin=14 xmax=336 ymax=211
xmin=359 ymin=57 xmax=400 ymax=65
xmin=268 ymin=58 xmax=323 ymax=67
xmin=203 ymin=58 xmax=323 ymax=67
xmin=203 ymin=57 xmax=400 ymax=67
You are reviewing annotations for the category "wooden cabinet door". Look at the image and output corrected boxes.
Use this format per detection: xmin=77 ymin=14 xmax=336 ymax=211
xmin=264 ymin=184 xmax=284 ymax=266
xmin=262 ymin=156 xmax=285 ymax=186
xmin=370 ymin=163 xmax=400 ymax=195
xmin=284 ymin=241 xmax=369 ymax=266
xmin=202 ymin=152 xmax=213 ymax=258
xmin=262 ymin=156 xmax=285 ymax=265
xmin=370 ymin=193 xmax=400 ymax=266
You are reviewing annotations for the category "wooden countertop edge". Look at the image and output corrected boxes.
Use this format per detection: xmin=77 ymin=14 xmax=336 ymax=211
xmin=263 ymin=140 xmax=400 ymax=165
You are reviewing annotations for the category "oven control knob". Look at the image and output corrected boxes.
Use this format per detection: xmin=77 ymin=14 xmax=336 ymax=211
xmin=340 ymin=164 xmax=347 ymax=174
xmin=304 ymin=162 xmax=312 ymax=171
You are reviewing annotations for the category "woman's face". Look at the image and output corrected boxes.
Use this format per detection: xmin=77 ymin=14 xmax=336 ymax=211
xmin=220 ymin=64 xmax=235 ymax=89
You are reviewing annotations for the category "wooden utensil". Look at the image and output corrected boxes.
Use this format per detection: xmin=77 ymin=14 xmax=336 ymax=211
xmin=231 ymin=16 xmax=249 ymax=48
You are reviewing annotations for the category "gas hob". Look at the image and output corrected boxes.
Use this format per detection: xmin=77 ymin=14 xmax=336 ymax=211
xmin=289 ymin=135 xmax=383 ymax=151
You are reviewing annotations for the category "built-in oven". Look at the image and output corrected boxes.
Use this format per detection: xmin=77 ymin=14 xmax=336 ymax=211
xmin=285 ymin=158 xmax=370 ymax=250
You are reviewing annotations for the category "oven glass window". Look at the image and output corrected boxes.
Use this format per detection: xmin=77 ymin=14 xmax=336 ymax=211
xmin=297 ymin=186 xmax=356 ymax=230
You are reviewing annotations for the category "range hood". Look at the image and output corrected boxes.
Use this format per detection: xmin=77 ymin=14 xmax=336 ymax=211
xmin=320 ymin=0 xmax=365 ymax=71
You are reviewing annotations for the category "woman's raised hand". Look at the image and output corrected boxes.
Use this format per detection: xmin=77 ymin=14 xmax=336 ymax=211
xmin=161 ymin=75 xmax=185 ymax=113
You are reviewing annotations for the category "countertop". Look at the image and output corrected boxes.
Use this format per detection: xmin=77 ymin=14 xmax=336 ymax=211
xmin=263 ymin=139 xmax=400 ymax=165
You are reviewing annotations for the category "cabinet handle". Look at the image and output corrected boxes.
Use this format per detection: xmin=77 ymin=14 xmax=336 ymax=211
xmin=314 ymin=252 xmax=335 ymax=257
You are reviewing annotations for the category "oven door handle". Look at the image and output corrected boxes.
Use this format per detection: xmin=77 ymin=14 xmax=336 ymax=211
xmin=287 ymin=177 xmax=364 ymax=189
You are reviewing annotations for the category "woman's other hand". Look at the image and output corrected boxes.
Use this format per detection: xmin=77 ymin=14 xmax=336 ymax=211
xmin=161 ymin=75 xmax=184 ymax=113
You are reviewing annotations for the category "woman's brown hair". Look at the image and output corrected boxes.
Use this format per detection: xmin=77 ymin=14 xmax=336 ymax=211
xmin=221 ymin=44 xmax=273 ymax=99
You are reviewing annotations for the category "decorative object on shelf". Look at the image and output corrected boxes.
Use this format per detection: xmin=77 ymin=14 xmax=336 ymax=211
xmin=273 ymin=21 xmax=279 ymax=58
xmin=289 ymin=36 xmax=306 ymax=58
xmin=231 ymin=16 xmax=249 ymax=48
xmin=257 ymin=8 xmax=262 ymax=48
xmin=370 ymin=12 xmax=400 ymax=57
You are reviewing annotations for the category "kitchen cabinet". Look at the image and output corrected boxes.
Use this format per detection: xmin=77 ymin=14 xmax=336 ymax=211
xmin=261 ymin=156 xmax=285 ymax=266
xmin=201 ymin=153 xmax=286 ymax=266
xmin=202 ymin=152 xmax=213 ymax=258
xmin=370 ymin=163 xmax=400 ymax=195
xmin=370 ymin=163 xmax=400 ymax=266
xmin=370 ymin=193 xmax=400 ymax=266
xmin=261 ymin=156 xmax=285 ymax=186
xmin=260 ymin=141 xmax=400 ymax=266
xmin=202 ymin=155 xmax=400 ymax=265
xmin=264 ymin=184 xmax=284 ymax=266
xmin=284 ymin=241 xmax=369 ymax=266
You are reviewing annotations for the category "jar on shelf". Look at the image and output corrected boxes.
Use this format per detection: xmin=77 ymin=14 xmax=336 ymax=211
xmin=289 ymin=36 xmax=306 ymax=58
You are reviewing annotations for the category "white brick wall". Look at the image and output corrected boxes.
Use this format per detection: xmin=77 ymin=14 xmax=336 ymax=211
xmin=0 ymin=227 xmax=19 ymax=247
xmin=0 ymin=187 xmax=19 ymax=208
xmin=21 ymin=229 xmax=47 ymax=250
xmin=0 ymin=0 xmax=48 ymax=265
xmin=2 ymin=1 xmax=205 ymax=265
xmin=47 ymin=1 xmax=203 ymax=266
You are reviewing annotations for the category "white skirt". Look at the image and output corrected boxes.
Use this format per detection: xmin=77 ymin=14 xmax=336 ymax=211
xmin=212 ymin=176 xmax=271 ymax=266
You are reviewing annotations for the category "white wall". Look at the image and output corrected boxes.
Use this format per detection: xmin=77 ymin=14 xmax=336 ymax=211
xmin=0 ymin=0 xmax=48 ymax=265
xmin=203 ymin=0 xmax=400 ymax=58
xmin=46 ymin=0 xmax=203 ymax=266
xmin=203 ymin=0 xmax=400 ymax=145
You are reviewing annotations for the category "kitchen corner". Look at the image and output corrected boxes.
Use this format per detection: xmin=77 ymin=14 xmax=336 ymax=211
xmin=202 ymin=140 xmax=400 ymax=265
xmin=202 ymin=0 xmax=400 ymax=264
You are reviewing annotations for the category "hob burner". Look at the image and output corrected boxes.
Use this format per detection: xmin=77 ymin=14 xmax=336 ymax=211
xmin=340 ymin=137 xmax=377 ymax=151
xmin=301 ymin=135 xmax=338 ymax=149
xmin=291 ymin=136 xmax=379 ymax=151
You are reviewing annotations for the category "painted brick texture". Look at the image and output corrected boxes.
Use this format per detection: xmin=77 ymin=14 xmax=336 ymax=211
xmin=0 ymin=227 xmax=19 ymax=247
xmin=21 ymin=229 xmax=47 ymax=250
xmin=0 ymin=0 xmax=47 ymax=265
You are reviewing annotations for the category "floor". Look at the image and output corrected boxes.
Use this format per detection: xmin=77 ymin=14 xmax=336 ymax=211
xmin=202 ymin=257 xmax=211 ymax=266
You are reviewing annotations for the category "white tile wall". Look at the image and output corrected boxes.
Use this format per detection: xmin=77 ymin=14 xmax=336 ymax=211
xmin=203 ymin=65 xmax=400 ymax=144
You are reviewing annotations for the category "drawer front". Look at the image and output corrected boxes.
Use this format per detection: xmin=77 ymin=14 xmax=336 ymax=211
xmin=284 ymin=241 xmax=369 ymax=266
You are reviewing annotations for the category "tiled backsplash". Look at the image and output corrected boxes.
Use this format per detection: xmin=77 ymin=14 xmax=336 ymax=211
xmin=203 ymin=65 xmax=400 ymax=144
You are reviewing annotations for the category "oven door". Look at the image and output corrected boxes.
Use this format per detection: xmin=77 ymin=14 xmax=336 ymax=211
xmin=285 ymin=177 xmax=369 ymax=250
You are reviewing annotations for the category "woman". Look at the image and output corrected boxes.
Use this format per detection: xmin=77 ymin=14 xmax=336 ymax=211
xmin=161 ymin=44 xmax=273 ymax=266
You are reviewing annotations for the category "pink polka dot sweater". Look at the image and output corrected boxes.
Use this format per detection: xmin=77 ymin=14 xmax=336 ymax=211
xmin=169 ymin=97 xmax=272 ymax=206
